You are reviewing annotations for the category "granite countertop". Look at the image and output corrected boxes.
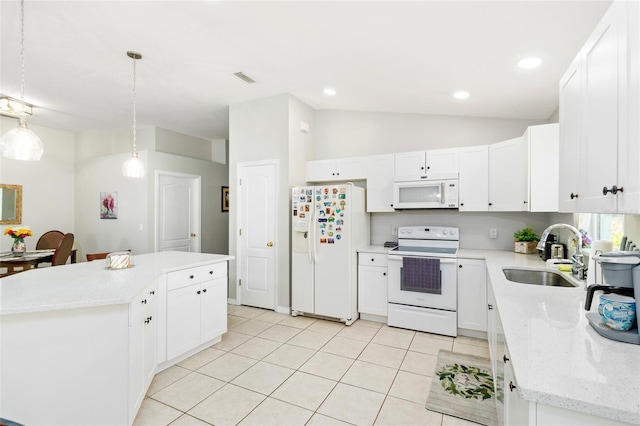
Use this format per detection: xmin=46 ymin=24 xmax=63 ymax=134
xmin=0 ymin=251 xmax=234 ymax=316
xmin=459 ymin=249 xmax=640 ymax=425
xmin=357 ymin=245 xmax=393 ymax=254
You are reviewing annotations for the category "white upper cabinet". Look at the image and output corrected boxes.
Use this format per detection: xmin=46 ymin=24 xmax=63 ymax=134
xmin=580 ymin=0 xmax=625 ymax=213
xmin=365 ymin=154 xmax=395 ymax=212
xmin=489 ymin=137 xmax=528 ymax=211
xmin=306 ymin=157 xmax=367 ymax=182
xmin=559 ymin=0 xmax=640 ymax=213
xmin=526 ymin=123 xmax=560 ymax=212
xmin=559 ymin=56 xmax=583 ymax=212
xmin=426 ymin=148 xmax=460 ymax=174
xmin=458 ymin=145 xmax=489 ymax=211
xmin=394 ymin=151 xmax=427 ymax=178
xmin=394 ymin=148 xmax=459 ymax=180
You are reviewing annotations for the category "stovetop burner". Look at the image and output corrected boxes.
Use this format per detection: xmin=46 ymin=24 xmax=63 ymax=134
xmin=389 ymin=225 xmax=459 ymax=258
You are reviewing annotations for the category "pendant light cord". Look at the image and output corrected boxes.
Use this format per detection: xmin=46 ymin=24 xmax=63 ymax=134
xmin=20 ymin=0 xmax=24 ymax=102
xmin=20 ymin=0 xmax=25 ymax=102
xmin=132 ymin=55 xmax=137 ymax=156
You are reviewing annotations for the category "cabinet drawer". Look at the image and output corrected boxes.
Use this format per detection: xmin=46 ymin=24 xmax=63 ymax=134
xmin=167 ymin=263 xmax=227 ymax=291
xmin=358 ymin=253 xmax=388 ymax=267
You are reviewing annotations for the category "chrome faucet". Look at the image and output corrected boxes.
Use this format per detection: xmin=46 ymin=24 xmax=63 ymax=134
xmin=537 ymin=223 xmax=585 ymax=279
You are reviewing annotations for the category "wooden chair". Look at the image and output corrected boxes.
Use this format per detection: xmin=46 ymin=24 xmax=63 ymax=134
xmin=86 ymin=250 xmax=131 ymax=262
xmin=36 ymin=230 xmax=64 ymax=250
xmin=51 ymin=233 xmax=75 ymax=266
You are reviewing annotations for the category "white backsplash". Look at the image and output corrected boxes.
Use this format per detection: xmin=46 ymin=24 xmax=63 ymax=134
xmin=370 ymin=210 xmax=573 ymax=251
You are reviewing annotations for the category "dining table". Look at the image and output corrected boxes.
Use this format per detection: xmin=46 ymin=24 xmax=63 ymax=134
xmin=0 ymin=249 xmax=77 ymax=276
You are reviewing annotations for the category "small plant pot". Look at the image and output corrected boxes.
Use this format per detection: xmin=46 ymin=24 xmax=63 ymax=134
xmin=514 ymin=241 xmax=538 ymax=254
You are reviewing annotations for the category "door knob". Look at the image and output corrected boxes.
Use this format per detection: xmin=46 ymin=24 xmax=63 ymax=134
xmin=267 ymin=242 xmax=274 ymax=247
xmin=190 ymin=233 xmax=197 ymax=237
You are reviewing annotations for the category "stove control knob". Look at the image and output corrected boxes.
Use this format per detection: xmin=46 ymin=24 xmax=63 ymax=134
xmin=442 ymin=230 xmax=449 ymax=235
xmin=400 ymin=229 xmax=406 ymax=234
xmin=407 ymin=229 xmax=413 ymax=234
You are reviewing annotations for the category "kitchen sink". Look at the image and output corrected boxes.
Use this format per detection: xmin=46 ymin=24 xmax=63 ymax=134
xmin=502 ymin=268 xmax=577 ymax=287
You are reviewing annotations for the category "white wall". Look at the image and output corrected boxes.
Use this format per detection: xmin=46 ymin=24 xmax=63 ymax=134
xmin=0 ymin=117 xmax=75 ymax=252
xmin=73 ymin=144 xmax=229 ymax=260
xmin=314 ymin=110 xmax=546 ymax=158
xmin=229 ymin=94 xmax=291 ymax=305
xmin=155 ymin=127 xmax=214 ymax=161
xmin=288 ymin=97 xmax=316 ymax=186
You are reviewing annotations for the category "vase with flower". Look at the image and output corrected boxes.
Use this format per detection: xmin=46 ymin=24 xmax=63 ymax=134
xmin=4 ymin=226 xmax=33 ymax=257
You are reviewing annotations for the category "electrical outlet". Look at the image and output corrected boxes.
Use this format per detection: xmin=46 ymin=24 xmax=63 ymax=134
xmin=490 ymin=228 xmax=497 ymax=239
xmin=392 ymin=224 xmax=398 ymax=236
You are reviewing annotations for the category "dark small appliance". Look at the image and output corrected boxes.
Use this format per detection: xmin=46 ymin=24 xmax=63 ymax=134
xmin=539 ymin=233 xmax=558 ymax=261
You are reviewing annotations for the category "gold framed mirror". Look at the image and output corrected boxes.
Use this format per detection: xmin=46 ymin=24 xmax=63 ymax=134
xmin=0 ymin=184 xmax=22 ymax=225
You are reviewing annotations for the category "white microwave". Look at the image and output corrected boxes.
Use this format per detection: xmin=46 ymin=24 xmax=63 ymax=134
xmin=392 ymin=174 xmax=459 ymax=209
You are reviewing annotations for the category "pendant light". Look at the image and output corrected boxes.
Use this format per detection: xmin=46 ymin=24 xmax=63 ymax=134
xmin=122 ymin=51 xmax=145 ymax=178
xmin=0 ymin=0 xmax=44 ymax=161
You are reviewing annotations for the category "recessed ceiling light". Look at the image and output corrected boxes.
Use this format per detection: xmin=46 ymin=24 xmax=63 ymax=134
xmin=517 ymin=57 xmax=542 ymax=69
xmin=453 ymin=91 xmax=470 ymax=100
xmin=324 ymin=88 xmax=337 ymax=96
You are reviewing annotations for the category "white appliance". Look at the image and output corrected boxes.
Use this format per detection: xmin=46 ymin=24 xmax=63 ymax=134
xmin=291 ymin=184 xmax=369 ymax=325
xmin=392 ymin=173 xmax=459 ymax=209
xmin=387 ymin=225 xmax=459 ymax=336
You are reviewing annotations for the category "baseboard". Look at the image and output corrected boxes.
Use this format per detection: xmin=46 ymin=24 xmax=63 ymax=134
xmin=275 ymin=305 xmax=291 ymax=314
xmin=359 ymin=313 xmax=387 ymax=324
xmin=457 ymin=328 xmax=488 ymax=340
xmin=227 ymin=298 xmax=239 ymax=305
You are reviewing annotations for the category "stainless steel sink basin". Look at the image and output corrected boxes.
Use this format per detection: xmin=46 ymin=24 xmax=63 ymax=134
xmin=502 ymin=268 xmax=577 ymax=287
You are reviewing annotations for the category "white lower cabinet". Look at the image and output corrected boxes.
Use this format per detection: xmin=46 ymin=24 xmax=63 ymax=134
xmin=129 ymin=280 xmax=158 ymax=424
xmin=488 ymin=277 xmax=628 ymax=426
xmin=357 ymin=252 xmax=388 ymax=318
xmin=166 ymin=263 xmax=228 ymax=361
xmin=457 ymin=258 xmax=487 ymax=333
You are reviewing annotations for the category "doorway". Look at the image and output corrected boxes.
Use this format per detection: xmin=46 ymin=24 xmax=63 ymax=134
xmin=156 ymin=171 xmax=201 ymax=252
xmin=237 ymin=160 xmax=277 ymax=310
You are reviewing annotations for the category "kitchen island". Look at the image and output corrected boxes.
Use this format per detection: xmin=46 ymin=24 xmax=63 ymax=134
xmin=459 ymin=249 xmax=640 ymax=425
xmin=0 ymin=251 xmax=233 ymax=426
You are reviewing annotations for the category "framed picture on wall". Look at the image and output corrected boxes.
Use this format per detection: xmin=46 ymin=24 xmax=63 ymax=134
xmin=221 ymin=186 xmax=229 ymax=212
xmin=100 ymin=192 xmax=118 ymax=219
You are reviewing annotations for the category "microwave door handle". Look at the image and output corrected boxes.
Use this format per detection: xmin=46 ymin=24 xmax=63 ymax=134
xmin=441 ymin=182 xmax=445 ymax=204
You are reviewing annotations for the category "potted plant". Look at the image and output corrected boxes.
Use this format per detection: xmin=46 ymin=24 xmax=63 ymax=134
xmin=513 ymin=227 xmax=540 ymax=254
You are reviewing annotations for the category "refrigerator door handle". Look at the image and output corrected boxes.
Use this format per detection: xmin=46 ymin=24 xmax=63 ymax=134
xmin=312 ymin=206 xmax=319 ymax=264
xmin=307 ymin=211 xmax=313 ymax=264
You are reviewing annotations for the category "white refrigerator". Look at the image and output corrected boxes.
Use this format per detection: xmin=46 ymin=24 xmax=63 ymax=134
xmin=291 ymin=184 xmax=369 ymax=325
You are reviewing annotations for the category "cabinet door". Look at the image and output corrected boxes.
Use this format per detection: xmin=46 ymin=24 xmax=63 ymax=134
xmin=143 ymin=283 xmax=158 ymax=388
xmin=167 ymin=284 xmax=201 ymax=360
xmin=200 ymin=277 xmax=228 ymax=343
xmin=489 ymin=137 xmax=528 ymax=211
xmin=426 ymin=148 xmax=460 ymax=173
xmin=580 ymin=1 xmax=625 ymax=213
xmin=618 ymin=0 xmax=640 ymax=214
xmin=358 ymin=265 xmax=388 ymax=316
xmin=458 ymin=146 xmax=489 ymax=211
xmin=395 ymin=151 xmax=427 ymax=178
xmin=336 ymin=157 xmax=367 ymax=180
xmin=306 ymin=160 xmax=337 ymax=182
xmin=559 ymin=57 xmax=583 ymax=212
xmin=457 ymin=259 xmax=487 ymax=332
xmin=128 ymin=300 xmax=145 ymax=422
xmin=503 ymin=345 xmax=534 ymax=426
xmin=365 ymin=154 xmax=395 ymax=212
xmin=527 ymin=123 xmax=559 ymax=212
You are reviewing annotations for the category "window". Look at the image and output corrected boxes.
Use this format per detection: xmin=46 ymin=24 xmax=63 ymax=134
xmin=577 ymin=213 xmax=624 ymax=250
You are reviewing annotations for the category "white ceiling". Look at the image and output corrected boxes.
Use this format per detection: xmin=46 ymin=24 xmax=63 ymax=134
xmin=0 ymin=1 xmax=612 ymax=142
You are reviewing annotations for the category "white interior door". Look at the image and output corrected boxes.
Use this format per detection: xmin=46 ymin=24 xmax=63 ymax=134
xmin=157 ymin=172 xmax=201 ymax=252
xmin=238 ymin=161 xmax=277 ymax=309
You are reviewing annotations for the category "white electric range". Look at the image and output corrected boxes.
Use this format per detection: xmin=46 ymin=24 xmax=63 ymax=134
xmin=387 ymin=225 xmax=459 ymax=336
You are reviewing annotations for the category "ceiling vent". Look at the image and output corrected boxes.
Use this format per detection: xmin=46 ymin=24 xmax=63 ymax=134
xmin=233 ymin=72 xmax=256 ymax=84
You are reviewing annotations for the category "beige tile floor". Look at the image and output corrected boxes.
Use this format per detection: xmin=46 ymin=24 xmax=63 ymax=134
xmin=134 ymin=305 xmax=491 ymax=426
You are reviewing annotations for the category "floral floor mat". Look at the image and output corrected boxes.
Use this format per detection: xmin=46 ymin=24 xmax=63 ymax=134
xmin=425 ymin=349 xmax=498 ymax=426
